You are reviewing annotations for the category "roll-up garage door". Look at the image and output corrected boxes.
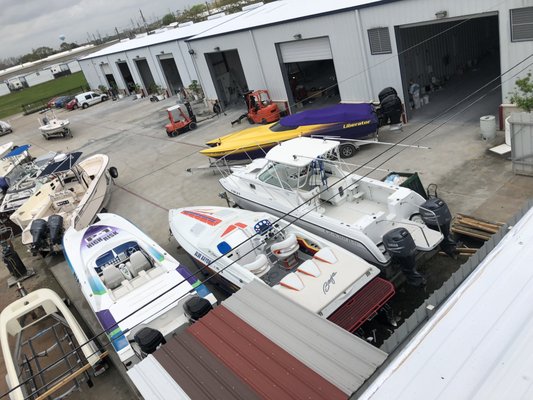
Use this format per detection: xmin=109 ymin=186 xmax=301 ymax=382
xmin=279 ymin=37 xmax=332 ymax=63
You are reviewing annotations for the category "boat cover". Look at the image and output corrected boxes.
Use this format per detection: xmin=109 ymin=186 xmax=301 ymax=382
xmin=280 ymin=103 xmax=377 ymax=127
xmin=2 ymin=145 xmax=30 ymax=159
xmin=39 ymin=152 xmax=82 ymax=176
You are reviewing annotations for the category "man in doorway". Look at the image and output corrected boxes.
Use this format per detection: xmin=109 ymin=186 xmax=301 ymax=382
xmin=408 ymin=80 xmax=421 ymax=110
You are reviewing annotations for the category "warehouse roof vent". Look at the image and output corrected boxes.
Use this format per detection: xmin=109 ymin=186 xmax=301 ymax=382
xmin=511 ymin=6 xmax=533 ymax=42
xmin=178 ymin=21 xmax=194 ymax=27
xmin=368 ymin=27 xmax=392 ymax=55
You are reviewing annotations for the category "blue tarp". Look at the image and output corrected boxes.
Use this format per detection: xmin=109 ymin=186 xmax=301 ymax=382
xmin=280 ymin=103 xmax=377 ymax=127
xmin=2 ymin=144 xmax=30 ymax=159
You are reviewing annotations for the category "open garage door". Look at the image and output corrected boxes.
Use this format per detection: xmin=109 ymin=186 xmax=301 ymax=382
xmin=278 ymin=37 xmax=339 ymax=109
xmin=100 ymin=63 xmax=117 ymax=90
xmin=134 ymin=58 xmax=156 ymax=95
xmin=396 ymin=13 xmax=501 ymax=122
xmin=117 ymin=62 xmax=135 ymax=94
xmin=205 ymin=50 xmax=248 ymax=107
xmin=158 ymin=54 xmax=183 ymax=96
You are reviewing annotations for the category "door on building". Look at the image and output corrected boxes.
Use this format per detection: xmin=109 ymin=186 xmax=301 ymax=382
xmin=158 ymin=54 xmax=183 ymax=95
xmin=395 ymin=13 xmax=501 ymax=121
xmin=278 ymin=37 xmax=340 ymax=110
xmin=205 ymin=50 xmax=248 ymax=107
xmin=117 ymin=62 xmax=135 ymax=94
xmin=134 ymin=58 xmax=156 ymax=94
xmin=100 ymin=63 xmax=117 ymax=91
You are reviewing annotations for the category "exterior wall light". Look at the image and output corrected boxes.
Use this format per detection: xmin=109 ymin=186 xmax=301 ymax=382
xmin=435 ymin=10 xmax=447 ymax=19
xmin=214 ymin=46 xmax=221 ymax=51
xmin=293 ymin=34 xmax=302 ymax=40
xmin=188 ymin=49 xmax=195 ymax=55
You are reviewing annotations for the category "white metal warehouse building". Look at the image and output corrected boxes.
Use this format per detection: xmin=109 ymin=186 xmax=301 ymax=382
xmin=79 ymin=0 xmax=533 ymax=114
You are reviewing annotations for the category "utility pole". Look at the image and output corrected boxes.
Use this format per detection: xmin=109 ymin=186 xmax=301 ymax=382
xmin=115 ymin=27 xmax=120 ymax=40
xmin=139 ymin=9 xmax=149 ymax=33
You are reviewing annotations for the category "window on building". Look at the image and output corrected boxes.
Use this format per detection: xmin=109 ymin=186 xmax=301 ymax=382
xmin=368 ymin=27 xmax=392 ymax=55
xmin=511 ymin=7 xmax=533 ymax=42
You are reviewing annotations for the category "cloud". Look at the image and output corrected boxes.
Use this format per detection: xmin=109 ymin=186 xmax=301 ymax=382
xmin=0 ymin=0 xmax=192 ymax=59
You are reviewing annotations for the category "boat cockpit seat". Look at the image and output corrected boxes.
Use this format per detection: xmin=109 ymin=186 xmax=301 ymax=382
xmin=102 ymin=266 xmax=123 ymax=290
xmin=242 ymin=253 xmax=271 ymax=277
xmin=129 ymin=251 xmax=151 ymax=277
xmin=271 ymin=233 xmax=299 ymax=260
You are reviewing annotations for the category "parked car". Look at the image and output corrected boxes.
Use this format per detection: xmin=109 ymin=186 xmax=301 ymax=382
xmin=75 ymin=91 xmax=108 ymax=109
xmin=66 ymin=98 xmax=78 ymax=110
xmin=54 ymin=95 xmax=75 ymax=108
xmin=47 ymin=96 xmax=60 ymax=109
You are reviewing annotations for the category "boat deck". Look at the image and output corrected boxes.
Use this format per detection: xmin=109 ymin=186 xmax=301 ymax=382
xmin=321 ymin=197 xmax=387 ymax=224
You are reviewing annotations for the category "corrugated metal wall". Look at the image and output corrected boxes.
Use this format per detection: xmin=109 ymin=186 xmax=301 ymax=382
xmin=0 ymin=83 xmax=10 ymax=96
xmin=511 ymin=113 xmax=533 ymax=176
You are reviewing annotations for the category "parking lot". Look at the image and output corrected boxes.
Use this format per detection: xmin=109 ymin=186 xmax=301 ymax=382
xmin=1 ymin=91 xmax=533 ymax=399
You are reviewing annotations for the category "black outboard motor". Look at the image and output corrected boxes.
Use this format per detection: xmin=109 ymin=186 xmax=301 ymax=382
xmin=378 ymin=87 xmax=398 ymax=103
xmin=383 ymin=227 xmax=426 ymax=286
xmin=133 ymin=327 xmax=166 ymax=355
xmin=419 ymin=198 xmax=456 ymax=256
xmin=48 ymin=214 xmax=64 ymax=246
xmin=184 ymin=297 xmax=213 ymax=322
xmin=29 ymin=219 xmax=48 ymax=256
xmin=2 ymin=241 xmax=27 ymax=278
xmin=380 ymin=94 xmax=403 ymax=125
xmin=184 ymin=101 xmax=197 ymax=122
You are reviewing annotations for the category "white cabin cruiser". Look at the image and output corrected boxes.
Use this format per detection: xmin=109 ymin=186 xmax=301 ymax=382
xmin=220 ymin=137 xmax=452 ymax=282
xmin=169 ymin=206 xmax=395 ymax=332
xmin=63 ymin=213 xmax=217 ymax=368
xmin=10 ymin=152 xmax=116 ymax=254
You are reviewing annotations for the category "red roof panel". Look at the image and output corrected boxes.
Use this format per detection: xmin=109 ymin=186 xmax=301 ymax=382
xmin=189 ymin=305 xmax=346 ymax=400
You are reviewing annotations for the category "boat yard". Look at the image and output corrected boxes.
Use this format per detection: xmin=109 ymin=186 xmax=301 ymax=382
xmin=0 ymin=81 xmax=532 ymax=399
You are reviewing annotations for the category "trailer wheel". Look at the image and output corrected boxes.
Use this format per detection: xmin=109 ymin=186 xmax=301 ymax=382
xmin=189 ymin=122 xmax=197 ymax=130
xmin=339 ymin=143 xmax=357 ymax=158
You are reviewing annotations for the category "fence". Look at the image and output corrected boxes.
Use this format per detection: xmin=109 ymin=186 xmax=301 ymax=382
xmin=21 ymin=86 xmax=88 ymax=115
xmin=380 ymin=199 xmax=533 ymax=354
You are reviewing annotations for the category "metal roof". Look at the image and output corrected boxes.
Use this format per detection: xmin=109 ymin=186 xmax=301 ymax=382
xmin=224 ymin=280 xmax=387 ymax=395
xmin=359 ymin=204 xmax=533 ymax=400
xmin=189 ymin=0 xmax=385 ymax=41
xmin=80 ymin=13 xmax=246 ymax=60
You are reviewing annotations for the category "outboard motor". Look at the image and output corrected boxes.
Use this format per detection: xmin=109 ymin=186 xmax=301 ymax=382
xmin=380 ymin=94 xmax=403 ymax=125
xmin=383 ymin=227 xmax=426 ymax=286
xmin=184 ymin=297 xmax=213 ymax=322
xmin=184 ymin=101 xmax=197 ymax=122
xmin=48 ymin=215 xmax=64 ymax=246
xmin=378 ymin=87 xmax=398 ymax=103
xmin=133 ymin=327 xmax=166 ymax=355
xmin=29 ymin=219 xmax=48 ymax=256
xmin=419 ymin=198 xmax=456 ymax=256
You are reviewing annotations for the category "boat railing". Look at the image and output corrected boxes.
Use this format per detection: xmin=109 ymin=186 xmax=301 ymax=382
xmin=212 ymin=141 xmax=270 ymax=177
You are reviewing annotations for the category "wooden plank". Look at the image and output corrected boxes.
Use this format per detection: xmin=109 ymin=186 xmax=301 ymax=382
xmin=451 ymin=227 xmax=491 ymax=241
xmin=456 ymin=213 xmax=505 ymax=226
xmin=35 ymin=351 xmax=108 ymax=400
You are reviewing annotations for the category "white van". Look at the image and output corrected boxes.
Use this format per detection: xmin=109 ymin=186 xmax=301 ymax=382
xmin=75 ymin=91 xmax=108 ymax=109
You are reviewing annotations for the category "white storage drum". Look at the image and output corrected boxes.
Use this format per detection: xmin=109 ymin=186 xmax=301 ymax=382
xmin=505 ymin=115 xmax=511 ymax=146
xmin=480 ymin=115 xmax=496 ymax=141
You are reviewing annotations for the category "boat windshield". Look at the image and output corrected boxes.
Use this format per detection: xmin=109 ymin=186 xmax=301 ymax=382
xmin=258 ymin=162 xmax=312 ymax=190
xmin=269 ymin=122 xmax=298 ymax=132
xmin=94 ymin=240 xmax=140 ymax=273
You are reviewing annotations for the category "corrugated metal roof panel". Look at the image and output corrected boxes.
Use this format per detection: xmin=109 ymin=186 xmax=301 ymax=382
xmin=358 ymin=204 xmax=533 ymax=400
xmin=127 ymin=354 xmax=191 ymax=400
xmin=189 ymin=305 xmax=345 ymax=400
xmin=153 ymin=330 xmax=260 ymax=400
xmin=80 ymin=12 xmax=246 ymax=60
xmin=224 ymin=280 xmax=387 ymax=395
xmin=189 ymin=0 xmax=385 ymax=40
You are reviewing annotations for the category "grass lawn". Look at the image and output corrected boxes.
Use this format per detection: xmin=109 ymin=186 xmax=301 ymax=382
xmin=0 ymin=72 xmax=88 ymax=119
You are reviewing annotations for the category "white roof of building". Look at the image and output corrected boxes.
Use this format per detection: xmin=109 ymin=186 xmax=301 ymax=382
xmin=80 ymin=12 xmax=246 ymax=60
xmin=359 ymin=203 xmax=533 ymax=400
xmin=266 ymin=137 xmax=339 ymax=167
xmin=190 ymin=0 xmax=383 ymax=40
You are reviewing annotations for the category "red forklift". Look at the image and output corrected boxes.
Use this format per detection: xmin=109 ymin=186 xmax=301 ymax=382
xmin=231 ymin=90 xmax=281 ymax=125
xmin=165 ymin=102 xmax=197 ymax=137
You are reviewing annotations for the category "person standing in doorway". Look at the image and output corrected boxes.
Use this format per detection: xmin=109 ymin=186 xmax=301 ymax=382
xmin=409 ymin=80 xmax=421 ymax=110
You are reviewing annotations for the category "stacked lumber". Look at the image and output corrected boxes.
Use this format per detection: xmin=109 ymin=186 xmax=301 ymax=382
xmin=451 ymin=213 xmax=504 ymax=241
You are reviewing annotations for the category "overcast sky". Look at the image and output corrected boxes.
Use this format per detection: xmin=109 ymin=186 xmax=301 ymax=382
xmin=0 ymin=0 xmax=194 ymax=59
